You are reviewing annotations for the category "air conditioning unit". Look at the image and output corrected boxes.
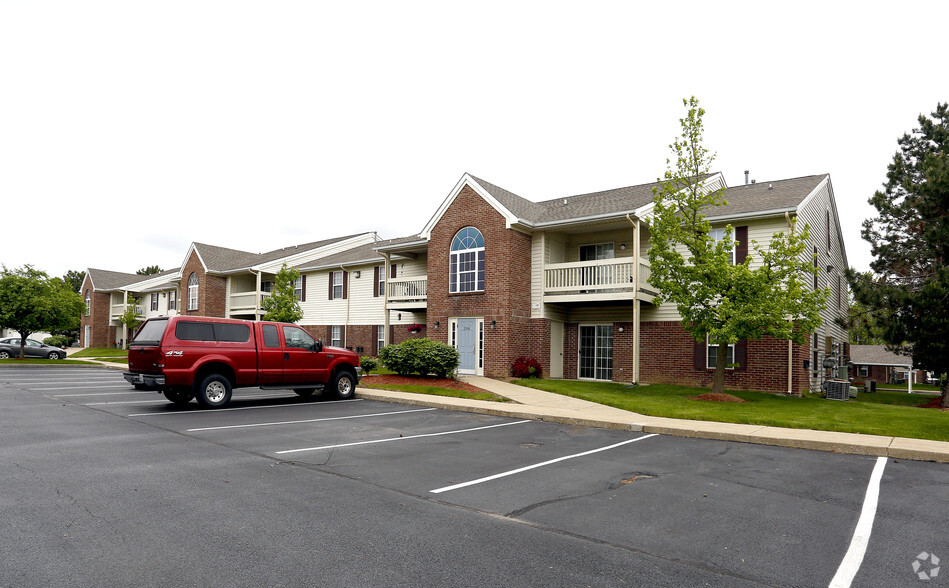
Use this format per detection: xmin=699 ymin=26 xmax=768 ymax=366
xmin=826 ymin=380 xmax=850 ymax=401
xmin=866 ymin=379 xmax=877 ymax=393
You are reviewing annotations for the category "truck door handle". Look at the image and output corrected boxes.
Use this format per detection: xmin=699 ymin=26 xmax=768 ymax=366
xmin=284 ymin=353 xmax=289 ymax=360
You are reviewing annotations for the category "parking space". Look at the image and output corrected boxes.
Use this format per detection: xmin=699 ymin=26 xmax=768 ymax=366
xmin=2 ymin=366 xmax=947 ymax=586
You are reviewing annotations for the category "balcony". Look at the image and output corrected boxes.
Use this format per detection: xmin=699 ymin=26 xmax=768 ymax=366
xmin=110 ymin=304 xmax=144 ymax=321
xmin=543 ymin=257 xmax=656 ymax=303
xmin=387 ymin=277 xmax=427 ymax=310
xmin=229 ymin=291 xmax=270 ymax=314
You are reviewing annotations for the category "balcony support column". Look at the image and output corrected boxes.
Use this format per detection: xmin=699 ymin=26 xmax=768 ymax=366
xmin=254 ymin=271 xmax=262 ymax=321
xmin=628 ymin=213 xmax=641 ymax=383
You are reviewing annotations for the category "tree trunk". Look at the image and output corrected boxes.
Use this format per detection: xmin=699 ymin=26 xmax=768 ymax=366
xmin=941 ymin=378 xmax=948 ymax=409
xmin=17 ymin=332 xmax=30 ymax=360
xmin=711 ymin=343 xmax=727 ymax=395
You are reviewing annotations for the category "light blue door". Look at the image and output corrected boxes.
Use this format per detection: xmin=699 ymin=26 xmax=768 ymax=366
xmin=458 ymin=318 xmax=477 ymax=374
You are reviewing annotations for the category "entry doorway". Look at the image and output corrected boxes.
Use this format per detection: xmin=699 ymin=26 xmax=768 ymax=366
xmin=451 ymin=317 xmax=483 ymax=376
xmin=578 ymin=325 xmax=613 ymax=381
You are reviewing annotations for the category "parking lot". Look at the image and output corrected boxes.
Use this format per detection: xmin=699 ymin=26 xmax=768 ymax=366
xmin=2 ymin=366 xmax=946 ymax=586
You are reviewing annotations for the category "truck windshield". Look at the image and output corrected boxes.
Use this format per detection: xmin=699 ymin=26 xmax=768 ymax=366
xmin=131 ymin=318 xmax=169 ymax=346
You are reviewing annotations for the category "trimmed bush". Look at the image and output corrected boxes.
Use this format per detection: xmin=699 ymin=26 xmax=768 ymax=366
xmin=359 ymin=356 xmax=378 ymax=374
xmin=511 ymin=356 xmax=542 ymax=378
xmin=43 ymin=335 xmax=74 ymax=348
xmin=379 ymin=338 xmax=460 ymax=377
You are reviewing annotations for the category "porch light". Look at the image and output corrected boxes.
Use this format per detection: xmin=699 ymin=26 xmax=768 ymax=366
xmin=434 ymin=321 xmax=440 ymax=329
xmin=490 ymin=320 xmax=496 ymax=330
xmin=620 ymin=243 xmax=626 ymax=250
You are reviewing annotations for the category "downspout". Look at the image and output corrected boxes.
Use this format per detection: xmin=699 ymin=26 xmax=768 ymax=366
xmin=626 ymin=213 xmax=640 ymax=383
xmin=785 ymin=212 xmax=794 ymax=395
xmin=252 ymin=270 xmax=261 ymax=320
xmin=383 ymin=253 xmax=390 ymax=347
xmin=340 ymin=265 xmax=351 ymax=348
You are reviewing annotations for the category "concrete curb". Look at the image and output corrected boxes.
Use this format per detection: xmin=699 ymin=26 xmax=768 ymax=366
xmin=356 ymin=387 xmax=949 ymax=463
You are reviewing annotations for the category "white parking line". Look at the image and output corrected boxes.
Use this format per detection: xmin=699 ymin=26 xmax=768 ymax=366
xmin=55 ymin=390 xmax=154 ymax=397
xmin=430 ymin=433 xmax=659 ymax=494
xmin=186 ymin=407 xmax=438 ymax=432
xmin=128 ymin=398 xmax=363 ymax=417
xmin=276 ymin=420 xmax=531 ymax=455
xmin=828 ymin=456 xmax=888 ymax=588
xmin=33 ymin=385 xmax=133 ymax=391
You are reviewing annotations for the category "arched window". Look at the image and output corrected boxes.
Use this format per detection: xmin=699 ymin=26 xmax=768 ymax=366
xmin=188 ymin=273 xmax=199 ymax=310
xmin=84 ymin=290 xmax=91 ymax=316
xmin=449 ymin=226 xmax=485 ymax=293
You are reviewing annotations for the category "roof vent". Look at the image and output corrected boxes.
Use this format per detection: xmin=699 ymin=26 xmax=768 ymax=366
xmin=744 ymin=170 xmax=749 ymax=186
xmin=768 ymin=183 xmax=773 ymax=190
xmin=751 ymin=179 xmax=756 ymax=184
xmin=562 ymin=198 xmax=568 ymax=206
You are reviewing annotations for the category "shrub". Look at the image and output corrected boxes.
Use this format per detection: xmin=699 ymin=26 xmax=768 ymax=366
xmin=511 ymin=356 xmax=542 ymax=378
xmin=44 ymin=335 xmax=74 ymax=348
xmin=359 ymin=356 xmax=378 ymax=374
xmin=379 ymin=338 xmax=459 ymax=377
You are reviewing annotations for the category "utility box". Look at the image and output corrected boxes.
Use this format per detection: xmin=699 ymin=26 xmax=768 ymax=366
xmin=864 ymin=379 xmax=877 ymax=393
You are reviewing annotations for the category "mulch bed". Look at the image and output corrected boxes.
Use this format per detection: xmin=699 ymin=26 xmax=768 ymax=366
xmin=691 ymin=392 xmax=747 ymax=403
xmin=919 ymin=397 xmax=949 ymax=410
xmin=360 ymin=374 xmax=486 ymax=395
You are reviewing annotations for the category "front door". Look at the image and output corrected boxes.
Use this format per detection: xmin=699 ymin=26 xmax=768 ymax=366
xmin=84 ymin=325 xmax=91 ymax=348
xmin=549 ymin=321 xmax=564 ymax=378
xmin=457 ymin=318 xmax=477 ymax=375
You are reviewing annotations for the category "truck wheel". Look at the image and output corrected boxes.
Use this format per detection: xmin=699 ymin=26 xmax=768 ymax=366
xmin=163 ymin=389 xmax=194 ymax=406
xmin=294 ymin=388 xmax=315 ymax=398
xmin=331 ymin=370 xmax=356 ymax=400
xmin=195 ymin=374 xmax=232 ymax=408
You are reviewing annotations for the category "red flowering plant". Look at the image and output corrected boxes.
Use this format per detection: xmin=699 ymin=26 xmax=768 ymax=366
xmin=407 ymin=324 xmax=422 ymax=333
xmin=511 ymin=356 xmax=542 ymax=378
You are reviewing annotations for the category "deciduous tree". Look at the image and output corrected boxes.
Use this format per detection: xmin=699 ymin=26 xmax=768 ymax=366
xmin=137 ymin=265 xmax=162 ymax=276
xmin=847 ymin=102 xmax=949 ymax=407
xmin=261 ymin=264 xmax=303 ymax=323
xmin=0 ymin=265 xmax=84 ymax=358
xmin=650 ymin=97 xmax=827 ymax=395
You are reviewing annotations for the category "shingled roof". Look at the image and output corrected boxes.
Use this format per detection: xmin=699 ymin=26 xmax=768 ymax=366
xmin=467 ymin=173 xmax=827 ymax=226
xmin=194 ymin=234 xmax=367 ymax=273
xmin=87 ymin=268 xmax=141 ymax=291
xmin=850 ymin=345 xmax=913 ymax=367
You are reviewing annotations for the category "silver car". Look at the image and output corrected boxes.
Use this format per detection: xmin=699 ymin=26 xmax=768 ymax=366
xmin=0 ymin=338 xmax=66 ymax=360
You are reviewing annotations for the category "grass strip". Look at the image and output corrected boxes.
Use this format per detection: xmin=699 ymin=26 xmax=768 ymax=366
xmin=360 ymin=383 xmax=509 ymax=402
xmin=69 ymin=348 xmax=129 ymax=358
xmin=514 ymin=379 xmax=948 ymax=442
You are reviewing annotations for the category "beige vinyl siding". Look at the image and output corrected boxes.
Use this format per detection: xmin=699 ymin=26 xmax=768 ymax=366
xmin=795 ymin=178 xmax=848 ymax=358
xmin=530 ymin=233 xmax=544 ymax=319
xmin=567 ymin=305 xmax=636 ymax=323
xmin=255 ymin=233 xmax=376 ymax=275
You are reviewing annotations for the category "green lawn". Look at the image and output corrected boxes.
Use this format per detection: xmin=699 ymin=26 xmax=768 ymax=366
xmin=70 ymin=348 xmax=128 ymax=358
xmin=360 ymin=382 xmax=509 ymax=402
xmin=872 ymin=382 xmax=941 ymax=393
xmin=514 ymin=379 xmax=949 ymax=442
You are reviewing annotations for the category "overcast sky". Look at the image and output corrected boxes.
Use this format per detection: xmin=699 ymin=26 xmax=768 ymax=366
xmin=2 ymin=1 xmax=945 ymax=280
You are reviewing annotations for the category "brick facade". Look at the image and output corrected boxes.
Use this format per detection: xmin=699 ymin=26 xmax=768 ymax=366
xmin=425 ymin=185 xmax=543 ymax=378
xmin=79 ymin=275 xmax=115 ymax=348
xmin=638 ymin=321 xmax=811 ymax=395
xmin=182 ymin=250 xmax=226 ymax=318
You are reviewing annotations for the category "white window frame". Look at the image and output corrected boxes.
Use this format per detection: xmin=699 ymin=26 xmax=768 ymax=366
xmin=84 ymin=290 xmax=91 ymax=316
xmin=706 ymin=335 xmax=735 ymax=370
xmin=168 ymin=290 xmax=176 ymax=311
xmin=449 ymin=227 xmax=485 ymax=294
xmin=859 ymin=365 xmax=869 ymax=378
xmin=377 ymin=325 xmax=385 ymax=352
xmin=332 ymin=271 xmax=344 ymax=300
xmin=294 ymin=277 xmax=303 ymax=301
xmin=150 ymin=293 xmax=159 ymax=312
xmin=377 ymin=265 xmax=386 ymax=297
xmin=187 ymin=273 xmax=198 ymax=311
xmin=709 ymin=228 xmax=736 ymax=265
xmin=331 ymin=325 xmax=342 ymax=347
xmin=578 ymin=324 xmax=613 ymax=381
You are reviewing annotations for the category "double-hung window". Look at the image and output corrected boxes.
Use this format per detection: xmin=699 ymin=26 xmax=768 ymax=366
xmin=332 ymin=271 xmax=344 ymax=299
xmin=377 ymin=266 xmax=385 ymax=297
xmin=150 ymin=293 xmax=159 ymax=311
xmin=449 ymin=227 xmax=485 ymax=293
xmin=706 ymin=336 xmax=735 ymax=369
xmin=168 ymin=290 xmax=176 ymax=310
xmin=377 ymin=325 xmax=385 ymax=352
xmin=331 ymin=325 xmax=342 ymax=347
xmin=187 ymin=273 xmax=199 ymax=311
xmin=709 ymin=228 xmax=736 ymax=264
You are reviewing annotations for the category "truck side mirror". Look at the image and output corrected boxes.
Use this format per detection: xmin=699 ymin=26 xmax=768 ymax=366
xmin=313 ymin=340 xmax=323 ymax=353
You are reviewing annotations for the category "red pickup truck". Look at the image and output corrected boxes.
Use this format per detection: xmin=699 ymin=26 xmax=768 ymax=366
xmin=123 ymin=316 xmax=362 ymax=408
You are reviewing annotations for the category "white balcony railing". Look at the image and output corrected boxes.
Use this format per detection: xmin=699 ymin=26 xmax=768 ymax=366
xmin=544 ymin=257 xmax=654 ymax=298
xmin=387 ymin=277 xmax=427 ymax=301
xmin=110 ymin=304 xmax=144 ymax=319
xmin=229 ymin=290 xmax=270 ymax=312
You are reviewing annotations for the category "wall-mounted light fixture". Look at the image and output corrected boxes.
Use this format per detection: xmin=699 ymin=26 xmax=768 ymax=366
xmin=434 ymin=321 xmax=440 ymax=330
xmin=354 ymin=270 xmax=361 ymax=278
xmin=618 ymin=326 xmax=624 ymax=332
xmin=397 ymin=313 xmax=402 ymax=321
xmin=490 ymin=320 xmax=496 ymax=330
xmin=826 ymin=264 xmax=834 ymax=273
xmin=620 ymin=243 xmax=627 ymax=250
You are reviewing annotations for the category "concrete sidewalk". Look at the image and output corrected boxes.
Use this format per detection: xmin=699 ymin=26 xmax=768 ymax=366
xmin=356 ymin=375 xmax=949 ymax=464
